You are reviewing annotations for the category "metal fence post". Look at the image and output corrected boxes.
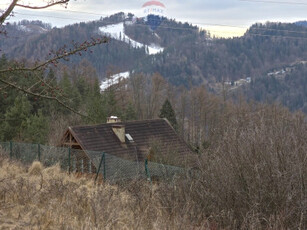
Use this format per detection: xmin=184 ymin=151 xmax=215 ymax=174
xmin=89 ymin=160 xmax=92 ymax=174
xmin=38 ymin=144 xmax=41 ymax=161
xmin=95 ymin=152 xmax=105 ymax=182
xmin=68 ymin=147 xmax=71 ymax=174
xmin=145 ymin=159 xmax=152 ymax=183
xmin=103 ymin=153 xmax=106 ymax=180
xmin=9 ymin=141 xmax=12 ymax=159
xmin=81 ymin=159 xmax=84 ymax=173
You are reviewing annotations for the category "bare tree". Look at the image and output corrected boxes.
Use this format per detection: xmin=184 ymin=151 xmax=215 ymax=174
xmin=145 ymin=73 xmax=166 ymax=119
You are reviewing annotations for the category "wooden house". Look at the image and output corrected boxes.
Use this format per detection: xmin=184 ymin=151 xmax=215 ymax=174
xmin=60 ymin=117 xmax=195 ymax=174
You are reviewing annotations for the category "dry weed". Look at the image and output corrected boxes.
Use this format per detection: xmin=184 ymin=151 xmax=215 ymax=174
xmin=0 ymin=105 xmax=306 ymax=229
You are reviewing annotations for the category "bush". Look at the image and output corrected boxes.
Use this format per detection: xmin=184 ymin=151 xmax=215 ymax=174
xmin=172 ymin=104 xmax=307 ymax=229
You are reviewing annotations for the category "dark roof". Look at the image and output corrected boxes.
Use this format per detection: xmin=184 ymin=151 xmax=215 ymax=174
xmin=68 ymin=119 xmax=194 ymax=164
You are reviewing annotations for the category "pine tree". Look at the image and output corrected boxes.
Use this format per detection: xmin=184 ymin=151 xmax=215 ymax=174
xmin=58 ymin=71 xmax=81 ymax=113
xmin=0 ymin=54 xmax=7 ymax=69
xmin=23 ymin=110 xmax=49 ymax=144
xmin=85 ymin=79 xmax=106 ymax=124
xmin=104 ymin=87 xmax=119 ymax=117
xmin=159 ymin=99 xmax=178 ymax=130
xmin=0 ymin=96 xmax=32 ymax=141
xmin=123 ymin=102 xmax=137 ymax=121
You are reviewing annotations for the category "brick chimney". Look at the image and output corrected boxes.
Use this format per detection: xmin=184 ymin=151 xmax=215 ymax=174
xmin=107 ymin=116 xmax=125 ymax=143
xmin=112 ymin=124 xmax=125 ymax=143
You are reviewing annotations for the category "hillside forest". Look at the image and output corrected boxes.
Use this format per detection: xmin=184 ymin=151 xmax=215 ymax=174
xmin=1 ymin=14 xmax=307 ymax=114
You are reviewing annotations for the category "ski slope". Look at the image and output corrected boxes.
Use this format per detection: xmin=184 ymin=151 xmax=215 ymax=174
xmin=100 ymin=71 xmax=130 ymax=91
xmin=99 ymin=22 xmax=164 ymax=55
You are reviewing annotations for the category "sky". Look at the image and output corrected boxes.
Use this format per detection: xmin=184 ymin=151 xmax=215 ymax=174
xmin=2 ymin=0 xmax=307 ymax=37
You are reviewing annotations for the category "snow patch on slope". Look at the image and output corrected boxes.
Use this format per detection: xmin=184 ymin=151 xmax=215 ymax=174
xmin=100 ymin=71 xmax=130 ymax=91
xmin=18 ymin=24 xmax=49 ymax=33
xmin=99 ymin=22 xmax=164 ymax=55
xmin=18 ymin=25 xmax=32 ymax=32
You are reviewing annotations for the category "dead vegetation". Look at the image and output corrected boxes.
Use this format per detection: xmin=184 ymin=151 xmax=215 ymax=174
xmin=0 ymin=104 xmax=306 ymax=230
xmin=0 ymin=154 xmax=203 ymax=230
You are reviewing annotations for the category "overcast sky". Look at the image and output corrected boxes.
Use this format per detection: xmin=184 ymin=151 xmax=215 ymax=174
xmin=2 ymin=0 xmax=307 ymax=37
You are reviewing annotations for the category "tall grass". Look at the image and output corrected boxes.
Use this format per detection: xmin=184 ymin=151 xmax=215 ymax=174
xmin=0 ymin=154 xmax=203 ymax=229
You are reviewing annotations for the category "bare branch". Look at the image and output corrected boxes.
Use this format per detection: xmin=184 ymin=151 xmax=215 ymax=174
xmin=16 ymin=0 xmax=69 ymax=10
xmin=0 ymin=0 xmax=18 ymax=25
xmin=0 ymin=1 xmax=109 ymax=120
xmin=0 ymin=0 xmax=69 ymax=26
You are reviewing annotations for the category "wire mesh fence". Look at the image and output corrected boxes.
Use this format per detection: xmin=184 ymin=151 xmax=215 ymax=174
xmin=0 ymin=142 xmax=10 ymax=153
xmin=0 ymin=141 xmax=187 ymax=183
xmin=104 ymin=153 xmax=145 ymax=181
xmin=146 ymin=160 xmax=186 ymax=181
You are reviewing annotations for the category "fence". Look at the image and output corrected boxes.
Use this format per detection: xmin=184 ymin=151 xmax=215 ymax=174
xmin=0 ymin=141 xmax=186 ymax=183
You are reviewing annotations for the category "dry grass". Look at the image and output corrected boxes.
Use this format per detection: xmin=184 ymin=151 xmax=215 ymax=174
xmin=1 ymin=149 xmax=305 ymax=230
xmin=0 ymin=154 xmax=209 ymax=230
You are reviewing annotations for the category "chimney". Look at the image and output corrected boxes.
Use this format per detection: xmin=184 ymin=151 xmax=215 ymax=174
xmin=107 ymin=116 xmax=121 ymax=123
xmin=112 ymin=124 xmax=125 ymax=143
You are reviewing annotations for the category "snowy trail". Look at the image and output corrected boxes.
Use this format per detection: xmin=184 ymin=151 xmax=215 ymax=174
xmin=99 ymin=22 xmax=164 ymax=90
xmin=100 ymin=71 xmax=130 ymax=91
xmin=99 ymin=22 xmax=164 ymax=55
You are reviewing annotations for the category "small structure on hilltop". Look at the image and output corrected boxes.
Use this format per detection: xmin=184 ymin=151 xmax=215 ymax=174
xmin=60 ymin=117 xmax=195 ymax=175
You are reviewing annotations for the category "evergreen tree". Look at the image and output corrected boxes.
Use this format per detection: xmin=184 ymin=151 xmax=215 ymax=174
xmin=41 ymin=69 xmax=58 ymax=115
xmin=159 ymin=99 xmax=178 ymax=130
xmin=24 ymin=110 xmax=49 ymax=144
xmin=123 ymin=102 xmax=137 ymax=121
xmin=0 ymin=54 xmax=7 ymax=69
xmin=0 ymin=96 xmax=32 ymax=141
xmin=104 ymin=88 xmax=119 ymax=117
xmin=58 ymin=71 xmax=81 ymax=114
xmin=85 ymin=79 xmax=106 ymax=124
xmin=75 ymin=76 xmax=89 ymax=98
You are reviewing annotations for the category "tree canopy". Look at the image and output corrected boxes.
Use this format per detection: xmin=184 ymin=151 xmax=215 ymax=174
xmin=159 ymin=99 xmax=178 ymax=130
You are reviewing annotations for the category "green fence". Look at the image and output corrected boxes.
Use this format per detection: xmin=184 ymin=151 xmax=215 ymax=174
xmin=0 ymin=141 xmax=186 ymax=183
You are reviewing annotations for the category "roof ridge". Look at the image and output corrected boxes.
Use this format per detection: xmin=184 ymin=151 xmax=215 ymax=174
xmin=69 ymin=118 xmax=167 ymax=129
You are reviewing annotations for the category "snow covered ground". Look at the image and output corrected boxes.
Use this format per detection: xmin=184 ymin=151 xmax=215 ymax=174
xmin=99 ymin=22 xmax=164 ymax=90
xmin=99 ymin=22 xmax=164 ymax=55
xmin=100 ymin=71 xmax=130 ymax=91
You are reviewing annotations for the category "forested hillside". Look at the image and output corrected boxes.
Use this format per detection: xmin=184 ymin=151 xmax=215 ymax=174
xmin=137 ymin=22 xmax=307 ymax=85
xmin=241 ymin=62 xmax=307 ymax=113
xmin=2 ymin=14 xmax=307 ymax=113
xmin=1 ymin=13 xmax=147 ymax=76
xmin=3 ymin=14 xmax=307 ymax=85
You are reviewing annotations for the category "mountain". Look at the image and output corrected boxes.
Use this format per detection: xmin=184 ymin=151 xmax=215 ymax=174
xmin=2 ymin=14 xmax=307 ymax=113
xmin=137 ymin=22 xmax=307 ymax=86
xmin=241 ymin=61 xmax=307 ymax=113
xmin=0 ymin=13 xmax=207 ymax=80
